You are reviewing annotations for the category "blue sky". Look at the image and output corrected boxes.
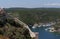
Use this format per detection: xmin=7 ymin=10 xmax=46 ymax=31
xmin=0 ymin=0 xmax=60 ymax=8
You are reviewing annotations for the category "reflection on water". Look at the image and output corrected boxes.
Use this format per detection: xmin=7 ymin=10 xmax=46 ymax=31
xmin=29 ymin=26 xmax=60 ymax=39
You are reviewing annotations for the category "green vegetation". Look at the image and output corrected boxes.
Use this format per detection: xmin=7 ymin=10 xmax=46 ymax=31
xmin=5 ymin=8 xmax=60 ymax=25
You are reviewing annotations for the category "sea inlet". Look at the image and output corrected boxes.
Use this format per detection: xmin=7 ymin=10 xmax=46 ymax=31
xmin=29 ymin=26 xmax=60 ymax=39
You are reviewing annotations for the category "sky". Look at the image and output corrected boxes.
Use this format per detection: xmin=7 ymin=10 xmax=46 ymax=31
xmin=0 ymin=0 xmax=60 ymax=8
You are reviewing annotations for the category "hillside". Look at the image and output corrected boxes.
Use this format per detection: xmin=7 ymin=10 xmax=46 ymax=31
xmin=5 ymin=8 xmax=60 ymax=25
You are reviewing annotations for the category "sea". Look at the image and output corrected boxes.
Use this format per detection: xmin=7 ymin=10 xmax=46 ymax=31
xmin=29 ymin=26 xmax=60 ymax=39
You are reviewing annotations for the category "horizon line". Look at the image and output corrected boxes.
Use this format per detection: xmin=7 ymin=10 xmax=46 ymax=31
xmin=3 ymin=7 xmax=60 ymax=8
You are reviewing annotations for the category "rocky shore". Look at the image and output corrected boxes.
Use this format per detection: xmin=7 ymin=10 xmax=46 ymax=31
xmin=32 ymin=22 xmax=56 ymax=28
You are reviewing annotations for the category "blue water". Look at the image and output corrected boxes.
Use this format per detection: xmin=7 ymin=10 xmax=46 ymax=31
xmin=29 ymin=26 xmax=60 ymax=39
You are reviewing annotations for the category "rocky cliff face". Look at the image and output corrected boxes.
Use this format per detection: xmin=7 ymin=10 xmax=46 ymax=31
xmin=0 ymin=23 xmax=31 ymax=39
